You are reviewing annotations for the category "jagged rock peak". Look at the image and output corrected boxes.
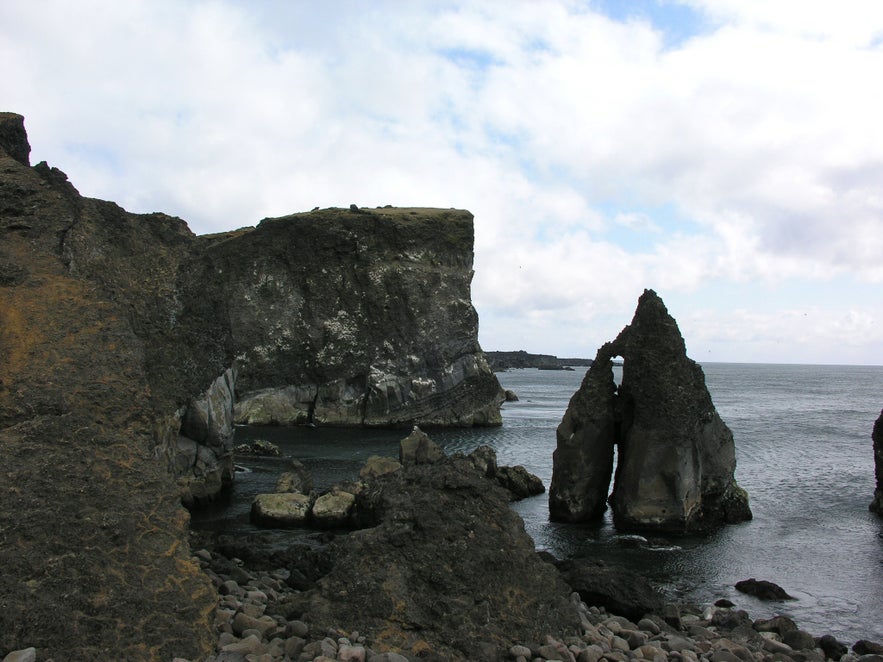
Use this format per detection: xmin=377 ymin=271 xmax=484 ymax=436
xmin=549 ymin=288 xmax=752 ymax=532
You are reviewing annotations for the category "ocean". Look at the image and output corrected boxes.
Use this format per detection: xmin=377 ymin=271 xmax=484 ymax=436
xmin=191 ymin=363 xmax=883 ymax=643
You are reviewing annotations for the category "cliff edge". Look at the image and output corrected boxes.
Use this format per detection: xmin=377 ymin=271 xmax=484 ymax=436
xmin=0 ymin=113 xmax=501 ymax=659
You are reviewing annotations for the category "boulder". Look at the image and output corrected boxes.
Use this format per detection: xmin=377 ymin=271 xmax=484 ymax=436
xmin=359 ymin=455 xmax=402 ymax=480
xmin=399 ymin=426 xmax=445 ymax=465
xmin=495 ymin=464 xmax=545 ymax=500
xmin=310 ymin=490 xmax=356 ymax=528
xmin=552 ymin=557 xmax=666 ymax=622
xmin=251 ymin=492 xmax=313 ymax=528
xmin=234 ymin=439 xmax=280 ymax=456
xmin=550 ymin=289 xmax=752 ymax=532
xmin=754 ymin=614 xmax=799 ymax=635
xmin=871 ymin=409 xmax=883 ymax=515
xmin=854 ymin=641 xmax=883 ymax=656
xmin=736 ymin=578 xmax=795 ymax=600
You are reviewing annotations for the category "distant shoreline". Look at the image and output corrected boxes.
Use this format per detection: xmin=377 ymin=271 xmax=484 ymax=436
xmin=484 ymin=350 xmax=593 ymax=372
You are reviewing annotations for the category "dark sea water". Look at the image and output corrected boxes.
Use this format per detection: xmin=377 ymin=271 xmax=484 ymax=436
xmin=191 ymin=363 xmax=883 ymax=643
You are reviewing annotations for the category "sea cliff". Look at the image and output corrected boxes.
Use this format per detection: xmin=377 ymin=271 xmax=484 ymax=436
xmin=0 ymin=112 xmax=501 ymax=659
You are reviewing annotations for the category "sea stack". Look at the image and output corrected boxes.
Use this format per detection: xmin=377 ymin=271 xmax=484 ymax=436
xmin=871 ymin=410 xmax=883 ymax=515
xmin=0 ymin=112 xmax=503 ymax=659
xmin=549 ymin=289 xmax=752 ymax=532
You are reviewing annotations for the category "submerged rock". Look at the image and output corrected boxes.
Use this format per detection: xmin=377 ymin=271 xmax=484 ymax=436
xmin=871 ymin=409 xmax=883 ymax=515
xmin=736 ymin=578 xmax=795 ymax=601
xmin=550 ymin=289 xmax=751 ymax=532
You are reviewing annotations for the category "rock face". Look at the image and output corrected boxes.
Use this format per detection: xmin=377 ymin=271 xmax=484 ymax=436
xmin=0 ymin=113 xmax=502 ymax=659
xmin=0 ymin=112 xmax=216 ymax=659
xmin=871 ymin=409 xmax=883 ymax=515
xmin=289 ymin=448 xmax=582 ymax=659
xmin=221 ymin=206 xmax=502 ymax=427
xmin=549 ymin=289 xmax=751 ymax=531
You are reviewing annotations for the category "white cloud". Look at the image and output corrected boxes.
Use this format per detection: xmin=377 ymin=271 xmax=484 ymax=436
xmin=2 ymin=0 xmax=882 ymax=363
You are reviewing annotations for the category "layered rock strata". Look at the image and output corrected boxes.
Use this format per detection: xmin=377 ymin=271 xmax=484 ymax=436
xmin=871 ymin=409 xmax=883 ymax=515
xmin=220 ymin=206 xmax=502 ymax=427
xmin=549 ymin=289 xmax=751 ymax=531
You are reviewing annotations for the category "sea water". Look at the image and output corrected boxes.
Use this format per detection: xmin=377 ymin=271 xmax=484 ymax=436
xmin=191 ymin=363 xmax=883 ymax=643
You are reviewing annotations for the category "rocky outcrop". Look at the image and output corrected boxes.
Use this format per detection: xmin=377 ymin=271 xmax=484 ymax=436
xmin=218 ymin=206 xmax=503 ymax=428
xmin=549 ymin=289 xmax=751 ymax=532
xmin=287 ymin=441 xmax=582 ymax=659
xmin=0 ymin=113 xmax=501 ymax=659
xmin=871 ymin=409 xmax=883 ymax=515
xmin=0 ymin=112 xmax=216 ymax=659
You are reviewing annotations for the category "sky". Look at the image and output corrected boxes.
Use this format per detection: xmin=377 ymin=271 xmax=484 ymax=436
xmin=2 ymin=1 xmax=882 ymax=365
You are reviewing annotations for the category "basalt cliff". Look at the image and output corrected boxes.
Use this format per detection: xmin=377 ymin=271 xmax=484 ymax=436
xmin=0 ymin=113 xmax=501 ymax=659
xmin=549 ymin=289 xmax=752 ymax=532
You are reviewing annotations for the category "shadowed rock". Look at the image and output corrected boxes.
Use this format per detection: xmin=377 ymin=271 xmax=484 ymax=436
xmin=871 ymin=409 xmax=883 ymax=515
xmin=550 ymin=289 xmax=751 ymax=532
xmin=736 ymin=578 xmax=795 ymax=600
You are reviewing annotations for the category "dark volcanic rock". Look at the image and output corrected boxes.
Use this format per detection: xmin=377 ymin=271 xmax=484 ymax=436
xmin=287 ymin=452 xmax=581 ymax=659
xmin=735 ymin=578 xmax=795 ymax=600
xmin=549 ymin=289 xmax=751 ymax=531
xmin=0 ymin=113 xmax=502 ymax=659
xmin=553 ymin=558 xmax=666 ymax=622
xmin=218 ymin=207 xmax=503 ymax=427
xmin=0 ymin=113 xmax=216 ymax=659
xmin=871 ymin=409 xmax=883 ymax=515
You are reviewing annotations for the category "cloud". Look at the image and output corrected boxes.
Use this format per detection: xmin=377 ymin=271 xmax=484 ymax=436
xmin=2 ymin=0 xmax=882 ymax=363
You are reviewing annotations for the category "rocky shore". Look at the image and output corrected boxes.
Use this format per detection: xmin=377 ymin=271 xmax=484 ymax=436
xmin=152 ymin=542 xmax=883 ymax=662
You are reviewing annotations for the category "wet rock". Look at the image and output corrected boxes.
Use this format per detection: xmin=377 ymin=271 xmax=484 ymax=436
xmin=755 ymin=615 xmax=800 ymax=635
xmin=550 ymin=290 xmax=751 ymax=531
xmin=234 ymin=439 xmax=280 ymax=456
xmin=311 ymin=490 xmax=356 ymax=528
xmin=783 ymin=630 xmax=818 ymax=651
xmin=855 ymin=641 xmax=883 ymax=655
xmin=818 ymin=634 xmax=848 ymax=659
xmin=495 ymin=464 xmax=545 ymax=500
xmin=735 ymin=578 xmax=794 ymax=600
